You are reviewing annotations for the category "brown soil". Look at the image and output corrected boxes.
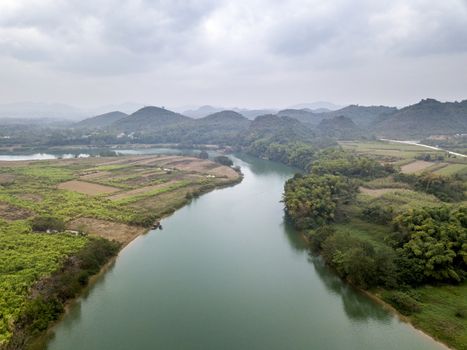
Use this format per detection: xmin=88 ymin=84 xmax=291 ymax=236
xmin=0 ymin=201 xmax=33 ymax=220
xmin=0 ymin=174 xmax=15 ymax=185
xmin=400 ymin=160 xmax=434 ymax=174
xmin=57 ymin=180 xmax=120 ymax=195
xmin=67 ymin=218 xmax=147 ymax=245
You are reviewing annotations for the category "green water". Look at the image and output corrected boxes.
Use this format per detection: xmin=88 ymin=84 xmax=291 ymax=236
xmin=45 ymin=155 xmax=444 ymax=350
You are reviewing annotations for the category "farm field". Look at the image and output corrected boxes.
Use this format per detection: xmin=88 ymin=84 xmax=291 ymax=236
xmin=340 ymin=140 xmax=467 ymax=176
xmin=0 ymin=154 xmax=241 ymax=347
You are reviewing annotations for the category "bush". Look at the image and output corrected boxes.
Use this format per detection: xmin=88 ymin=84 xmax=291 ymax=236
xmin=381 ymin=291 xmax=422 ymax=316
xmin=30 ymin=216 xmax=65 ymax=232
xmin=214 ymin=155 xmax=233 ymax=166
xmin=198 ymin=151 xmax=209 ymax=159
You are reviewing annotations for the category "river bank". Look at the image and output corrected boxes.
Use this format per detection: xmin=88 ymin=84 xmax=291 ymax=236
xmin=0 ymin=154 xmax=242 ymax=349
xmin=41 ymin=154 xmax=446 ymax=350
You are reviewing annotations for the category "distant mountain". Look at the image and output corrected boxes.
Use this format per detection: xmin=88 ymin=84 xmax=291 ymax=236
xmin=183 ymin=105 xmax=223 ymax=118
xmin=198 ymin=110 xmax=250 ymax=125
xmin=75 ymin=111 xmax=128 ymax=129
xmin=111 ymin=106 xmax=191 ymax=132
xmin=0 ymin=102 xmax=87 ymax=120
xmin=89 ymin=102 xmax=145 ymax=115
xmin=321 ymin=105 xmax=398 ymax=128
xmin=183 ymin=105 xmax=277 ymax=120
xmin=171 ymin=110 xmax=251 ymax=145
xmin=288 ymin=101 xmax=343 ymax=111
xmin=316 ymin=116 xmax=365 ymax=140
xmin=277 ymin=109 xmax=323 ymax=125
xmin=371 ymin=99 xmax=467 ymax=139
xmin=232 ymin=108 xmax=277 ymax=120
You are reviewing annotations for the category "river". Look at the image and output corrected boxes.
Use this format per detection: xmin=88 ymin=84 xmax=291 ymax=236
xmin=40 ymin=154 xmax=444 ymax=350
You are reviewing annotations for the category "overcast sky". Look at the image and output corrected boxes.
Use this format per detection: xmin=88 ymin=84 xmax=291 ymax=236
xmin=0 ymin=0 xmax=466 ymax=109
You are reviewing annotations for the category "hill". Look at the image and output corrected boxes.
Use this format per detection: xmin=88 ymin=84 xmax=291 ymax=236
xmin=316 ymin=116 xmax=365 ymax=139
xmin=163 ymin=110 xmax=251 ymax=145
xmin=371 ymin=99 xmax=467 ymax=139
xmin=242 ymin=114 xmax=316 ymax=145
xmin=75 ymin=111 xmax=128 ymax=129
xmin=277 ymin=109 xmax=323 ymax=125
xmin=321 ymin=105 xmax=398 ymax=127
xmin=111 ymin=106 xmax=191 ymax=132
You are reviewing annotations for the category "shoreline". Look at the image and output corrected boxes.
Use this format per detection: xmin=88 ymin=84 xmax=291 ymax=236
xmin=24 ymin=171 xmax=243 ymax=350
xmin=300 ymin=233 xmax=453 ymax=350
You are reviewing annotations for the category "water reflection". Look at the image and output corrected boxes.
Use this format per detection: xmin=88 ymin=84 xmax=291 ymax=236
xmin=281 ymin=216 xmax=308 ymax=252
xmin=309 ymin=253 xmax=390 ymax=323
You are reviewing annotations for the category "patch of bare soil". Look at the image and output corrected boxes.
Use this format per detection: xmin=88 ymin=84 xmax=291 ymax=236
xmin=359 ymin=187 xmax=402 ymax=197
xmin=400 ymin=160 xmax=434 ymax=174
xmin=67 ymin=218 xmax=147 ymax=245
xmin=0 ymin=201 xmax=33 ymax=220
xmin=57 ymin=180 xmax=120 ymax=195
xmin=0 ymin=174 xmax=15 ymax=185
xmin=107 ymin=180 xmax=180 ymax=200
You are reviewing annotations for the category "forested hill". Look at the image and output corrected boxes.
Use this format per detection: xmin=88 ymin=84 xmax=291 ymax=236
xmin=74 ymin=111 xmax=128 ymax=129
xmin=240 ymin=114 xmax=315 ymax=145
xmin=316 ymin=116 xmax=364 ymax=140
xmin=371 ymin=99 xmax=467 ymax=138
xmin=277 ymin=99 xmax=467 ymax=139
xmin=111 ymin=106 xmax=191 ymax=132
xmin=278 ymin=105 xmax=397 ymax=128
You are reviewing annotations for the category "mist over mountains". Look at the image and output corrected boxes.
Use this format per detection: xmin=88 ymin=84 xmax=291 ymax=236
xmin=1 ymin=99 xmax=466 ymax=142
xmin=65 ymin=98 xmax=467 ymax=142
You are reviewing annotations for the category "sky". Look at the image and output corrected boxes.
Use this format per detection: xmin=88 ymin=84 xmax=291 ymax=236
xmin=0 ymin=0 xmax=466 ymax=110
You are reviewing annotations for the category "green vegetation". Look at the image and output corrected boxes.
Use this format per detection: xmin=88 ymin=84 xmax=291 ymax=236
xmin=214 ymin=155 xmax=234 ymax=167
xmin=0 ymin=155 xmax=240 ymax=349
xmin=283 ymin=149 xmax=467 ymax=348
xmin=0 ymin=221 xmax=89 ymax=346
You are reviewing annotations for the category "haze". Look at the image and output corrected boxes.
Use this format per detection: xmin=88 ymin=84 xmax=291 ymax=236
xmin=1 ymin=0 xmax=466 ymax=110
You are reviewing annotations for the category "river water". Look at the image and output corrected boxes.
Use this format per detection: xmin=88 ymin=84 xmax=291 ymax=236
xmin=42 ymin=154 xmax=443 ymax=350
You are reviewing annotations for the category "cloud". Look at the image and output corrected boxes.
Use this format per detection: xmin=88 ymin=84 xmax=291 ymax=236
xmin=0 ymin=0 xmax=466 ymax=106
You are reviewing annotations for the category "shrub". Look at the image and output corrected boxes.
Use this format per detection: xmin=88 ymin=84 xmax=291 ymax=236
xmin=214 ymin=155 xmax=233 ymax=166
xmin=381 ymin=291 xmax=422 ymax=316
xmin=30 ymin=216 xmax=65 ymax=232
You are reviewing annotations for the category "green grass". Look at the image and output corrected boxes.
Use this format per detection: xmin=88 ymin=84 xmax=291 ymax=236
xmin=333 ymin=217 xmax=390 ymax=248
xmin=434 ymin=163 xmax=467 ymax=176
xmin=114 ymin=180 xmax=192 ymax=205
xmin=339 ymin=141 xmax=449 ymax=164
xmin=378 ymin=283 xmax=467 ymax=349
xmin=363 ymin=176 xmax=411 ymax=189
xmin=358 ymin=189 xmax=441 ymax=213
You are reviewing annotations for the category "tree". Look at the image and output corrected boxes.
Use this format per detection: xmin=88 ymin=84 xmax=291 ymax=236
xmin=214 ymin=155 xmax=233 ymax=166
xmin=198 ymin=151 xmax=209 ymax=159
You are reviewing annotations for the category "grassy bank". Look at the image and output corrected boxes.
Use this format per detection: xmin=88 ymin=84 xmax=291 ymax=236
xmin=0 ymin=154 xmax=241 ymax=349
